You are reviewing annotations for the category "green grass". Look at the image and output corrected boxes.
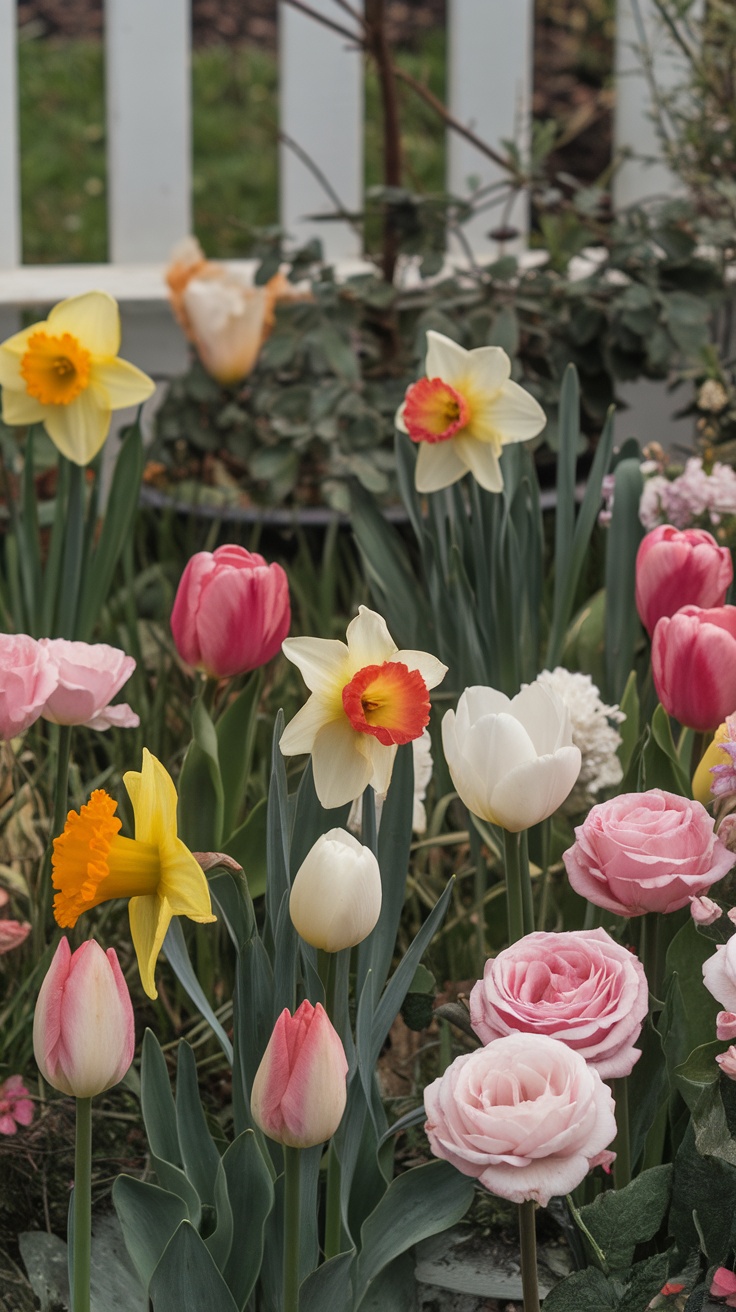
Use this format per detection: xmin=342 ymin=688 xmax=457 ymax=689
xmin=17 ymin=34 xmax=447 ymax=265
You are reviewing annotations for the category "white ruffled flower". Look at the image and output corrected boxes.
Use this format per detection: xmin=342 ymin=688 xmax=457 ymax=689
xmin=536 ymin=668 xmax=624 ymax=816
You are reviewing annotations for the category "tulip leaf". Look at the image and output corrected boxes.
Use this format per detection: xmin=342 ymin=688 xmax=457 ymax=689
xmin=77 ymin=420 xmax=144 ymax=640
xmin=288 ymin=758 xmax=352 ymax=878
xmin=354 ymin=1160 xmax=473 ymax=1303
xmin=649 ymin=703 xmax=690 ymax=795
xmin=225 ymin=800 xmax=268 ymax=900
xmin=350 ymin=478 xmax=431 ymax=653
xmin=358 ymin=744 xmax=414 ymax=999
xmin=266 ymin=710 xmax=291 ymax=935
xmin=149 ymin=1222 xmax=239 ymax=1312
xmin=141 ymin=1029 xmax=183 ymax=1167
xmin=604 ymin=455 xmax=644 ymax=702
xmin=178 ymin=695 xmax=225 ymax=851
xmin=222 ymin=1130 xmax=274 ymax=1306
xmin=234 ymin=935 xmax=274 ymax=1106
xmin=112 ymin=1176 xmax=188 ymax=1292
xmin=175 ymin=1041 xmax=223 ymax=1209
xmin=273 ymin=887 xmax=299 ymax=1016
xmin=204 ymin=1158 xmax=234 ymax=1273
xmin=162 ymin=920 xmax=233 ymax=1064
xmin=298 ymin=1252 xmax=355 ymax=1311
xmin=217 ymin=671 xmax=264 ymax=841
xmin=209 ymin=867 xmax=257 ymax=951
xmin=617 ymin=670 xmax=640 ymax=776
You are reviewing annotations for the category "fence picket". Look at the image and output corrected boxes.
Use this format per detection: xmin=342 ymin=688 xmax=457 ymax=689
xmin=0 ymin=0 xmax=20 ymax=269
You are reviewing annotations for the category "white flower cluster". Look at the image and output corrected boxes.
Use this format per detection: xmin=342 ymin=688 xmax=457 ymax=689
xmin=536 ymin=667 xmax=625 ymax=816
xmin=640 ymin=457 xmax=736 ymax=531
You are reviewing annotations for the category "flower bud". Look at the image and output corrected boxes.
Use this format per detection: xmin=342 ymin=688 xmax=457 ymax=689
xmin=33 ymin=938 xmax=135 ymax=1098
xmin=289 ymin=828 xmax=382 ymax=952
xmin=652 ymin=605 xmax=736 ymax=732
xmin=689 ymin=895 xmax=723 ymax=925
xmin=635 ymin=525 xmax=732 ymax=638
xmin=717 ymin=1012 xmax=736 ymax=1041
xmin=250 ymin=1001 xmax=347 ymax=1147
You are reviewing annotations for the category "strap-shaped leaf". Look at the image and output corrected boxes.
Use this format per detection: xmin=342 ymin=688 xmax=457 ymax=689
xmin=222 ymin=1130 xmax=275 ymax=1306
xmin=112 ymin=1176 xmax=188 ymax=1292
xmin=175 ymin=1041 xmax=223 ymax=1208
xmin=163 ymin=920 xmax=233 ymax=1064
xmin=217 ymin=670 xmax=264 ymax=841
xmin=141 ymin=1029 xmax=182 ymax=1166
xmin=149 ymin=1222 xmax=239 ymax=1312
xmin=77 ymin=420 xmax=144 ymax=639
xmin=177 ymin=695 xmax=225 ymax=851
xmin=299 ymin=1252 xmax=355 ymax=1312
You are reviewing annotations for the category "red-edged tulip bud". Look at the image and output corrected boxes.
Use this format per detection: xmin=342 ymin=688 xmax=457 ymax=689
xmin=250 ymin=1001 xmax=348 ymax=1147
xmin=635 ymin=524 xmax=733 ymax=638
xmin=289 ymin=828 xmax=382 ymax=952
xmin=171 ymin=545 xmax=290 ymax=679
xmin=652 ymin=605 xmax=736 ymax=732
xmin=33 ymin=939 xmax=134 ymax=1098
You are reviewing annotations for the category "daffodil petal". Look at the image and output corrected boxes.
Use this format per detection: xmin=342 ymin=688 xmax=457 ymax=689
xmin=89 ymin=358 xmax=156 ymax=411
xmin=415 ymin=439 xmax=467 ymax=493
xmin=363 ymin=735 xmax=397 ymax=798
xmin=0 ymin=322 xmax=47 ymax=358
xmin=311 ymin=719 xmax=373 ymax=810
xmin=464 ymin=345 xmax=511 ymax=392
xmin=393 ymin=649 xmax=448 ymax=690
xmin=129 ymin=893 xmax=172 ymax=999
xmin=124 ymin=750 xmax=179 ymax=851
xmin=2 ymin=387 xmax=46 ymax=426
xmin=453 ymin=436 xmax=503 ymax=493
xmin=487 ymin=380 xmax=546 ymax=441
xmin=43 ymin=390 xmax=111 ymax=466
xmin=280 ymin=694 xmax=337 ymax=756
xmin=395 ymin=401 xmax=408 ymax=434
xmin=160 ymin=842 xmax=216 ymax=920
xmin=49 ymin=291 xmax=121 ymax=357
xmin=345 ymin=606 xmax=397 ymax=669
xmin=281 ymin=636 xmax=349 ymax=695
xmin=424 ymin=331 xmax=470 ymax=385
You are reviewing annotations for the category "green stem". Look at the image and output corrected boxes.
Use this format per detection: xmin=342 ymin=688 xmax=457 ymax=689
xmin=536 ymin=818 xmax=552 ymax=931
xmin=518 ymin=1200 xmax=540 ymax=1312
xmin=36 ymin=723 xmax=73 ymax=946
xmin=58 ymin=461 xmax=86 ymax=639
xmin=565 ymin=1193 xmax=607 ymax=1270
xmin=504 ymin=828 xmax=524 ymax=945
xmin=612 ymin=1077 xmax=631 ymax=1191
xmin=324 ymin=1143 xmax=342 ymax=1260
xmin=468 ymin=818 xmax=487 ymax=975
xmin=283 ymin=1145 xmax=301 ymax=1312
xmin=520 ymin=830 xmax=534 ymax=935
xmin=72 ymin=1097 xmax=92 ymax=1312
xmin=641 ymin=912 xmax=662 ymax=1002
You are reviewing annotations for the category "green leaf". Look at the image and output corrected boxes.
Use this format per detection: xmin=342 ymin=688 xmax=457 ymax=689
xmin=217 ymin=672 xmax=264 ymax=841
xmin=650 ymin=703 xmax=690 ymax=795
xmin=541 ymin=1266 xmax=620 ymax=1311
xmin=149 ymin=1222 xmax=239 ymax=1312
xmin=357 ymin=743 xmax=414 ymax=999
xmin=577 ymin=1165 xmax=672 ymax=1271
xmin=225 ymin=799 xmax=268 ymax=900
xmin=299 ymin=1252 xmax=355 ymax=1311
xmin=319 ymin=325 xmax=361 ymax=382
xmin=77 ymin=421 xmax=144 ymax=639
xmin=674 ymin=1042 xmax=724 ymax=1111
xmin=209 ymin=867 xmax=256 ymax=952
xmin=660 ymin=920 xmax=720 ymax=1082
xmin=547 ymin=365 xmax=581 ymax=667
xmin=141 ymin=1030 xmax=182 ymax=1167
xmin=175 ymin=1042 xmax=223 ymax=1207
xmin=222 ymin=1131 xmax=274 ymax=1306
xmin=162 ymin=921 xmax=233 ymax=1064
xmin=670 ymin=1121 xmax=736 ymax=1261
xmin=113 ymin=1177 xmax=188 ymax=1292
xmin=355 ymin=1161 xmax=473 ymax=1302
xmin=618 ymin=671 xmax=640 ymax=776
xmin=604 ymin=456 xmax=644 ymax=701
xmin=177 ymin=696 xmax=225 ymax=850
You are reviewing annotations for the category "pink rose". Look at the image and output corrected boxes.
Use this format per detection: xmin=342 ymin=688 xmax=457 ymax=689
xmin=717 ymin=1012 xmax=736 ymax=1041
xmin=563 ymin=790 xmax=735 ymax=917
xmin=39 ymin=639 xmax=139 ymax=730
xmin=423 ymin=1032 xmax=617 ymax=1206
xmin=703 ymin=937 xmax=736 ymax=1012
xmin=469 ymin=929 xmax=648 ymax=1079
xmin=635 ymin=525 xmax=733 ymax=638
xmin=171 ymin=544 xmax=291 ymax=679
xmin=0 ymin=634 xmax=57 ymax=739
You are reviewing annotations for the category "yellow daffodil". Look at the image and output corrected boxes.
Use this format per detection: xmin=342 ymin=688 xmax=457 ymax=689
xmin=693 ymin=719 xmax=734 ymax=806
xmin=395 ymin=331 xmax=546 ymax=495
xmin=52 ymin=748 xmax=215 ymax=998
xmin=280 ymin=605 xmax=447 ymax=809
xmin=0 ymin=291 xmax=155 ymax=466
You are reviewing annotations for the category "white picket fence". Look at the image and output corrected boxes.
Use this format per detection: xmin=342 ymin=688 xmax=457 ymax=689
xmin=0 ymin=0 xmax=699 ymax=444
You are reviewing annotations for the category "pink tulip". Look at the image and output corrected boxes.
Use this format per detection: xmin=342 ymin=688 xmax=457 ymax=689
xmin=0 ymin=1076 xmax=34 ymax=1135
xmin=0 ymin=634 xmax=57 ymax=739
xmin=652 ymin=605 xmax=736 ymax=731
xmin=0 ymin=919 xmax=31 ymax=953
xmin=635 ymin=525 xmax=733 ymax=637
xmin=250 ymin=1000 xmax=348 ymax=1147
xmin=33 ymin=938 xmax=135 ymax=1098
xmin=171 ymin=544 xmax=291 ymax=680
xmin=711 ymin=1267 xmax=736 ymax=1305
xmin=39 ymin=639 xmax=139 ymax=730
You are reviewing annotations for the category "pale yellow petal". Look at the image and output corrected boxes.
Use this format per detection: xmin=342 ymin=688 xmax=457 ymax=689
xmin=311 ymin=719 xmax=373 ymax=810
xmin=2 ymin=386 xmax=46 ymax=426
xmin=43 ymin=389 xmax=111 ymax=465
xmin=345 ymin=606 xmax=397 ymax=670
xmin=160 ymin=841 xmax=216 ymax=921
xmin=129 ymin=893 xmax=172 ymax=999
xmin=49 ymin=291 xmax=121 ymax=358
xmin=393 ymin=649 xmax=448 ymax=690
xmin=424 ymin=331 xmax=469 ymax=385
xmin=453 ymin=436 xmax=504 ymax=493
xmin=363 ymin=735 xmax=397 ymax=798
xmin=415 ymin=439 xmax=467 ymax=493
xmin=464 ymin=345 xmax=511 ymax=392
xmin=281 ymin=636 xmax=350 ymax=697
xmin=88 ymin=358 xmax=155 ymax=411
xmin=124 ymin=749 xmax=179 ymax=851
xmin=395 ymin=400 xmax=408 ymax=434
xmin=486 ymin=381 xmax=546 ymax=442
xmin=280 ymin=694 xmax=335 ymax=756
xmin=0 ymin=322 xmax=49 ymax=358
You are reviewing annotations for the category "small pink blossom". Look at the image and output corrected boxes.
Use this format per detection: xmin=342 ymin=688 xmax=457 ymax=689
xmin=0 ymin=920 xmax=30 ymax=953
xmin=728 ymin=908 xmax=736 ymax=925
xmin=717 ymin=1012 xmax=736 ymax=1041
xmin=690 ymin=895 xmax=723 ymax=925
xmin=716 ymin=1047 xmax=736 ymax=1081
xmin=0 ymin=634 xmax=57 ymax=740
xmin=710 ymin=1266 xmax=736 ymax=1305
xmin=0 ymin=1076 xmax=34 ymax=1135
xmin=39 ymin=639 xmax=138 ymax=730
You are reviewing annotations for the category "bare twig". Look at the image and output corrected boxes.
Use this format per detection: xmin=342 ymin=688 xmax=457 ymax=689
xmin=279 ymin=130 xmax=365 ymax=242
xmin=331 ymin=0 xmax=368 ymax=31
xmin=392 ymin=65 xmax=522 ymax=181
xmin=280 ymin=0 xmax=361 ymax=44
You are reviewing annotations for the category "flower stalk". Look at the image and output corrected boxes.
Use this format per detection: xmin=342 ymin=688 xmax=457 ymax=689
xmin=518 ymin=1200 xmax=540 ymax=1312
xmin=72 ymin=1097 xmax=92 ymax=1312
xmin=283 ymin=1145 xmax=301 ymax=1312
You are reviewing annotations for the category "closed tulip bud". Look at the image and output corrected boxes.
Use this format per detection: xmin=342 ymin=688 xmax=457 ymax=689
xmin=635 ymin=525 xmax=733 ymax=638
xmin=33 ymin=938 xmax=134 ymax=1098
xmin=652 ymin=605 xmax=736 ymax=732
xmin=171 ymin=544 xmax=291 ymax=679
xmin=289 ymin=828 xmax=382 ymax=952
xmin=250 ymin=1001 xmax=348 ymax=1147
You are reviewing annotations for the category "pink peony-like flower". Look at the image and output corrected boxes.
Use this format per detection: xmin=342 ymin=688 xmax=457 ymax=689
xmin=423 ymin=1032 xmax=617 ymax=1206
xmin=39 ymin=639 xmax=138 ymax=730
xmin=652 ymin=605 xmax=736 ymax=732
xmin=469 ymin=929 xmax=648 ymax=1079
xmin=563 ymin=789 xmax=735 ymax=917
xmin=0 ymin=1076 xmax=34 ymax=1135
xmin=704 ymin=937 xmax=736 ymax=1013
xmin=0 ymin=634 xmax=57 ymax=740
xmin=711 ymin=1267 xmax=736 ymax=1306
xmin=635 ymin=525 xmax=733 ymax=638
xmin=171 ymin=544 xmax=291 ymax=680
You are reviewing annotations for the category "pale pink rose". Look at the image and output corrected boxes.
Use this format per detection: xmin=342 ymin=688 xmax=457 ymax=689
xmin=703 ymin=937 xmax=736 ymax=1012
xmin=0 ymin=634 xmax=57 ymax=739
xmin=423 ymin=1033 xmax=617 ymax=1206
xmin=690 ymin=895 xmax=723 ymax=925
xmin=469 ymin=929 xmax=648 ymax=1079
xmin=717 ymin=1012 xmax=736 ymax=1041
xmin=728 ymin=907 xmax=736 ymax=925
xmin=711 ymin=1266 xmax=736 ymax=1305
xmin=0 ymin=920 xmax=30 ymax=953
xmin=563 ymin=790 xmax=735 ymax=917
xmin=39 ymin=639 xmax=138 ymax=730
xmin=717 ymin=1048 xmax=736 ymax=1080
xmin=0 ymin=1075 xmax=34 ymax=1135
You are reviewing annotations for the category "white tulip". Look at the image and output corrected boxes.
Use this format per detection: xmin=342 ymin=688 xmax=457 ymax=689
xmin=289 ymin=828 xmax=382 ymax=952
xmin=441 ymin=681 xmax=582 ymax=832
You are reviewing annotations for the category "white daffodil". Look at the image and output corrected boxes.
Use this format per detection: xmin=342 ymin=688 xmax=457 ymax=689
xmin=395 ymin=330 xmax=546 ymax=495
xmin=0 ymin=292 xmax=155 ymax=466
xmin=441 ymin=681 xmax=581 ymax=832
xmin=280 ymin=606 xmax=447 ymax=810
